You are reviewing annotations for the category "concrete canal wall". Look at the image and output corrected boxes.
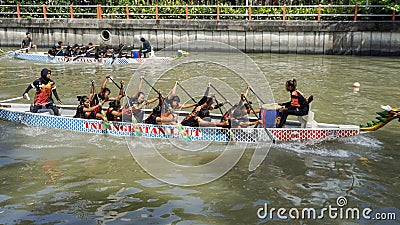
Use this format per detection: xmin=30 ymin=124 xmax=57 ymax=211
xmin=0 ymin=18 xmax=399 ymax=56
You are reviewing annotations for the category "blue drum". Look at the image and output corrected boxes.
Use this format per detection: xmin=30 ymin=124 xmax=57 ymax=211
xmin=131 ymin=50 xmax=141 ymax=58
xmin=259 ymin=103 xmax=284 ymax=128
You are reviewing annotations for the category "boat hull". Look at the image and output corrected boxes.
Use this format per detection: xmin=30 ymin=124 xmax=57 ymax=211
xmin=7 ymin=52 xmax=172 ymax=65
xmin=0 ymin=104 xmax=360 ymax=143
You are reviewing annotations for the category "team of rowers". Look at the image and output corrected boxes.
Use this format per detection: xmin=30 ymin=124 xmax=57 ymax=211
xmin=46 ymin=38 xmax=152 ymax=59
xmin=72 ymin=75 xmax=313 ymax=129
xmin=22 ymin=68 xmax=313 ymax=129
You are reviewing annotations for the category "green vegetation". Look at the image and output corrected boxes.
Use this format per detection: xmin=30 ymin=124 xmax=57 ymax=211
xmin=0 ymin=0 xmax=397 ymax=20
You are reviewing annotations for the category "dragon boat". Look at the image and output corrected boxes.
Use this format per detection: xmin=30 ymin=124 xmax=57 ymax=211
xmin=0 ymin=103 xmax=371 ymax=143
xmin=6 ymin=50 xmax=188 ymax=65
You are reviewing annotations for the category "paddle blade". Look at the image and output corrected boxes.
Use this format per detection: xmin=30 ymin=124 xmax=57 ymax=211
xmin=131 ymin=115 xmax=142 ymax=137
xmin=177 ymin=123 xmax=192 ymax=143
xmin=101 ymin=111 xmax=110 ymax=130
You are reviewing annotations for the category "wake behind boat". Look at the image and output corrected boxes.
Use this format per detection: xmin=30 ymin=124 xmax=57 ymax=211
xmin=0 ymin=103 xmax=361 ymax=143
xmin=7 ymin=50 xmax=188 ymax=65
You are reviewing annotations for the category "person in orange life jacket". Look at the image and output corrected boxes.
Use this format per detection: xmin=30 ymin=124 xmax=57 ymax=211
xmin=180 ymin=83 xmax=229 ymax=127
xmin=74 ymin=95 xmax=107 ymax=120
xmin=91 ymin=75 xmax=124 ymax=113
xmin=277 ymin=79 xmax=313 ymax=128
xmin=195 ymin=83 xmax=230 ymax=121
xmin=106 ymin=100 xmax=123 ymax=122
xmin=124 ymin=76 xmax=158 ymax=123
xmin=22 ymin=68 xmax=62 ymax=116
xmin=153 ymin=82 xmax=197 ymax=125
xmin=218 ymin=86 xmax=262 ymax=128
xmin=180 ymin=104 xmax=229 ymax=127
xmin=74 ymin=80 xmax=107 ymax=121
xmin=164 ymin=81 xmax=197 ymax=111
xmin=143 ymin=92 xmax=163 ymax=124
xmin=228 ymin=89 xmax=262 ymax=128
xmin=143 ymin=92 xmax=177 ymax=125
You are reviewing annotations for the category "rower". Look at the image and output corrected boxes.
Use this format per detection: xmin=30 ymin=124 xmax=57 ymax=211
xmin=74 ymin=95 xmax=107 ymax=121
xmin=180 ymin=104 xmax=229 ymax=127
xmin=219 ymin=86 xmax=254 ymax=128
xmin=90 ymin=75 xmax=124 ymax=120
xmin=55 ymin=41 xmax=65 ymax=56
xmin=47 ymin=46 xmax=56 ymax=58
xmin=180 ymin=83 xmax=229 ymax=127
xmin=143 ymin=92 xmax=177 ymax=125
xmin=124 ymin=76 xmax=158 ymax=123
xmin=164 ymin=81 xmax=197 ymax=110
xmin=106 ymin=100 xmax=123 ymax=122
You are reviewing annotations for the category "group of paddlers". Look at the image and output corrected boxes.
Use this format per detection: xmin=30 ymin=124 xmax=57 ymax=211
xmin=46 ymin=42 xmax=143 ymax=59
xmin=45 ymin=38 xmax=151 ymax=59
xmin=22 ymin=68 xmax=313 ymax=128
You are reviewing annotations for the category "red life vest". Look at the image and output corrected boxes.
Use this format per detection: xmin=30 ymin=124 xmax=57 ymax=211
xmin=290 ymin=90 xmax=308 ymax=108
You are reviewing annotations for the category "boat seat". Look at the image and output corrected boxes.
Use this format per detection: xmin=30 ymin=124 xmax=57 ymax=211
xmin=149 ymin=50 xmax=155 ymax=57
xmin=298 ymin=103 xmax=318 ymax=128
xmin=142 ymin=50 xmax=154 ymax=58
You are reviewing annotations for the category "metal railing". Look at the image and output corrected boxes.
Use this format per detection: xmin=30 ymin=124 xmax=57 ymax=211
xmin=0 ymin=4 xmax=396 ymax=21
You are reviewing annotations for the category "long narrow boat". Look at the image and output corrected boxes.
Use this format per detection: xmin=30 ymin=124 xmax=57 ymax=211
xmin=6 ymin=50 xmax=187 ymax=65
xmin=0 ymin=103 xmax=362 ymax=143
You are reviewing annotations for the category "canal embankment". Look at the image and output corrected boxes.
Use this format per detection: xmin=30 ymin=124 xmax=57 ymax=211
xmin=0 ymin=18 xmax=399 ymax=55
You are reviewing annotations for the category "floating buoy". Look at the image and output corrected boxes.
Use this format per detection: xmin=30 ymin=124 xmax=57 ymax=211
xmin=360 ymin=157 xmax=369 ymax=161
xmin=353 ymin=82 xmax=360 ymax=93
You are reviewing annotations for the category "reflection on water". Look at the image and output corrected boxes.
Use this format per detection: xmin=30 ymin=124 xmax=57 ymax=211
xmin=0 ymin=53 xmax=400 ymax=224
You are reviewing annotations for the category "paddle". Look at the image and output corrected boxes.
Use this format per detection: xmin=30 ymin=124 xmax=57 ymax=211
xmin=177 ymin=82 xmax=197 ymax=103
xmin=72 ymin=46 xmax=95 ymax=61
xmin=111 ymin=44 xmax=125 ymax=65
xmin=249 ymin=87 xmax=266 ymax=104
xmin=210 ymin=84 xmax=233 ymax=107
xmin=142 ymin=77 xmax=163 ymax=97
xmin=0 ymin=93 xmax=30 ymax=103
xmin=108 ymin=76 xmax=122 ymax=89
xmin=242 ymin=95 xmax=276 ymax=144
xmin=142 ymin=77 xmax=191 ymax=143
xmin=91 ymin=81 xmax=110 ymax=130
xmin=108 ymin=76 xmax=142 ymax=136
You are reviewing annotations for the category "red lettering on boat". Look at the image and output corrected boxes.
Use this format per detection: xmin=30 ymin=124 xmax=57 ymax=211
xmin=84 ymin=121 xmax=102 ymax=130
xmin=151 ymin=127 xmax=158 ymax=134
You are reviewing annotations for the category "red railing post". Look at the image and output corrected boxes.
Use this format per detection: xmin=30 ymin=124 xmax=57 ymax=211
xmin=97 ymin=5 xmax=103 ymax=19
xmin=156 ymin=5 xmax=159 ymax=20
xmin=354 ymin=4 xmax=358 ymax=21
xmin=217 ymin=5 xmax=220 ymax=20
xmin=16 ymin=4 xmax=21 ymax=19
xmin=70 ymin=5 xmax=74 ymax=19
xmin=126 ymin=5 xmax=130 ymax=19
xmin=185 ymin=4 xmax=189 ymax=20
xmin=318 ymin=4 xmax=321 ymax=21
xmin=43 ymin=4 xmax=47 ymax=18
xmin=249 ymin=5 xmax=252 ymax=20
xmin=283 ymin=4 xmax=286 ymax=20
xmin=392 ymin=10 xmax=396 ymax=21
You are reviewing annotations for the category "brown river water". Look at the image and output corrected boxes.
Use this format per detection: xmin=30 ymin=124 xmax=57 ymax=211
xmin=0 ymin=46 xmax=399 ymax=224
